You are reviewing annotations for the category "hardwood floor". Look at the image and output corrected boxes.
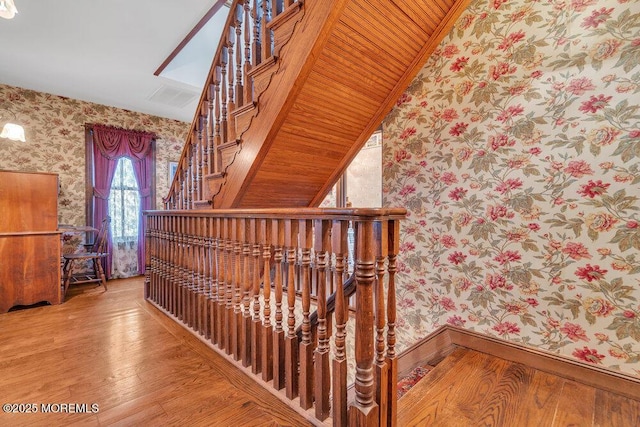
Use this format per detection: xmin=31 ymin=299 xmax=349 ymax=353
xmin=398 ymin=347 xmax=640 ymax=427
xmin=0 ymin=277 xmax=311 ymax=427
xmin=5 ymin=277 xmax=639 ymax=427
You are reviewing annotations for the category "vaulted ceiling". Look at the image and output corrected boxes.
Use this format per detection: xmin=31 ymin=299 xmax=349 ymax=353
xmin=0 ymin=0 xmax=229 ymax=122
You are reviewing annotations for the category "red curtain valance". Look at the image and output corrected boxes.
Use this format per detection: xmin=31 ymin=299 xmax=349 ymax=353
xmin=90 ymin=123 xmax=155 ymax=160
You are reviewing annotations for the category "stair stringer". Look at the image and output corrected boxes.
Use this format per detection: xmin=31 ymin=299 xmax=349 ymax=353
xmin=205 ymin=2 xmax=308 ymax=205
xmin=211 ymin=0 xmax=350 ymax=209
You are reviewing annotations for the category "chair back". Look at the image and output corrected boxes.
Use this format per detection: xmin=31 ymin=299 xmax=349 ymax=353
xmin=90 ymin=216 xmax=111 ymax=254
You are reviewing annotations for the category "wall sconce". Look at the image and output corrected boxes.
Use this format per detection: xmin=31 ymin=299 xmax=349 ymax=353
xmin=0 ymin=0 xmax=18 ymax=19
xmin=0 ymin=107 xmax=26 ymax=142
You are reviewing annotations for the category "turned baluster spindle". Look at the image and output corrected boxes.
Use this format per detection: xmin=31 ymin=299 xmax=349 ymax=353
xmin=314 ymin=219 xmax=331 ymax=420
xmin=187 ymin=145 xmax=194 ymax=209
xmin=252 ymin=0 xmax=262 ymax=66
xmin=243 ymin=1 xmax=253 ymax=105
xmin=195 ymin=121 xmax=202 ymax=202
xmin=198 ymin=218 xmax=207 ymax=335
xmin=240 ymin=218 xmax=252 ymax=367
xmin=217 ymin=217 xmax=227 ymax=349
xmin=249 ymin=218 xmax=262 ymax=374
xmin=225 ymin=217 xmax=235 ymax=354
xmin=231 ymin=218 xmax=243 ymax=361
xmin=178 ymin=216 xmax=187 ymax=321
xmin=284 ymin=219 xmax=299 ymax=400
xmin=261 ymin=218 xmax=273 ymax=382
xmin=271 ymin=0 xmax=282 ymax=17
xmin=349 ymin=220 xmax=379 ymax=425
xmin=374 ymin=221 xmax=389 ymax=426
xmin=299 ymin=219 xmax=313 ymax=410
xmin=332 ymin=220 xmax=349 ymax=427
xmin=260 ymin=0 xmax=270 ymax=61
xmin=220 ymin=46 xmax=229 ymax=144
xmin=234 ymin=3 xmax=244 ymax=108
xmin=226 ymin=28 xmax=237 ymax=142
xmin=386 ymin=219 xmax=400 ymax=427
xmin=205 ymin=218 xmax=214 ymax=340
xmin=201 ymin=102 xmax=210 ymax=178
xmin=187 ymin=217 xmax=195 ymax=328
xmin=272 ymin=219 xmax=286 ymax=390
xmin=213 ymin=69 xmax=222 ymax=173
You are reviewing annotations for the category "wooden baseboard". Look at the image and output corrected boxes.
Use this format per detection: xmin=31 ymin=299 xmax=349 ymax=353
xmin=398 ymin=325 xmax=640 ymax=401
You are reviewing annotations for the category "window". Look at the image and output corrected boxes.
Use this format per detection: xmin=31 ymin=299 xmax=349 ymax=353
xmin=321 ymin=130 xmax=382 ymax=208
xmin=108 ymin=157 xmax=140 ymax=242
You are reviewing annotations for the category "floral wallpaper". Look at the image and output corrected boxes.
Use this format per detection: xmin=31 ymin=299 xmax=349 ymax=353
xmin=383 ymin=0 xmax=640 ymax=377
xmin=0 ymin=83 xmax=188 ymax=226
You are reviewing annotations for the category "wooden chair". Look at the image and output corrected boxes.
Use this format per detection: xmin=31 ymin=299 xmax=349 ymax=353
xmin=61 ymin=217 xmax=110 ymax=298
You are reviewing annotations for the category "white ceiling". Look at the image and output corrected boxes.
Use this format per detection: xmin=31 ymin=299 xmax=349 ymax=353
xmin=0 ymin=0 xmax=228 ymax=123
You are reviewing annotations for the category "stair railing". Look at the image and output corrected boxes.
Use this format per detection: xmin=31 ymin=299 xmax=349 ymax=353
xmin=145 ymin=207 xmax=405 ymax=426
xmin=164 ymin=0 xmax=301 ymax=210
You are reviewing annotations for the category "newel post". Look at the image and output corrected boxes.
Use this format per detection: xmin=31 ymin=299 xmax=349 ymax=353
xmin=348 ymin=219 xmax=379 ymax=426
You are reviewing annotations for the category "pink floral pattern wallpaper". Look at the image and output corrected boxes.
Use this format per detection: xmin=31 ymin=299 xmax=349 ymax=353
xmin=383 ymin=0 xmax=640 ymax=377
xmin=0 ymin=83 xmax=188 ymax=226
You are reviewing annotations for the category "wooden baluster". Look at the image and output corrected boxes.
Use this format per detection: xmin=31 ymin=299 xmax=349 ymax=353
xmin=332 ymin=220 xmax=349 ymax=427
xmin=186 ymin=217 xmax=194 ymax=328
xmin=212 ymin=70 xmax=222 ymax=173
xmin=243 ymin=0 xmax=253 ymax=105
xmin=284 ymin=219 xmax=299 ymax=400
xmin=187 ymin=144 xmax=194 ymax=209
xmin=260 ymin=0 xmax=270 ymax=61
xmin=261 ymin=218 xmax=273 ymax=381
xmin=299 ymin=219 xmax=313 ymax=410
xmin=191 ymin=217 xmax=198 ymax=329
xmin=164 ymin=217 xmax=171 ymax=310
xmin=252 ymin=0 xmax=262 ymax=66
xmin=211 ymin=217 xmax=221 ymax=346
xmin=314 ymin=219 xmax=331 ymax=420
xmin=225 ymin=217 xmax=234 ymax=354
xmin=170 ymin=215 xmax=177 ymax=315
xmin=272 ymin=219 xmax=286 ymax=390
xmin=241 ymin=218 xmax=252 ymax=367
xmin=386 ymin=219 xmax=400 ymax=427
xmin=195 ymin=120 xmax=202 ymax=201
xmin=167 ymin=217 xmax=174 ymax=313
xmin=233 ymin=218 xmax=243 ymax=360
xmin=175 ymin=215 xmax=182 ymax=319
xmin=202 ymin=102 xmax=210 ymax=178
xmin=198 ymin=217 xmax=207 ymax=335
xmin=177 ymin=216 xmax=185 ymax=321
xmin=348 ymin=220 xmax=379 ymax=425
xmin=271 ymin=0 xmax=282 ymax=17
xmin=220 ymin=46 xmax=229 ymax=144
xmin=235 ymin=2 xmax=244 ymax=108
xmin=171 ymin=216 xmax=177 ymax=311
xmin=175 ymin=215 xmax=182 ymax=317
xmin=249 ymin=218 xmax=262 ymax=374
xmin=193 ymin=217 xmax=201 ymax=332
xmin=226 ymin=27 xmax=237 ymax=142
xmin=144 ymin=216 xmax=152 ymax=299
xmin=206 ymin=217 xmax=214 ymax=340
xmin=217 ymin=217 xmax=227 ymax=350
xmin=375 ymin=221 xmax=389 ymax=426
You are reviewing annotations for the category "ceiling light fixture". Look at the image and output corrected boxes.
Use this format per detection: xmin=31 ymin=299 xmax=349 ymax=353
xmin=0 ymin=0 xmax=18 ymax=19
xmin=0 ymin=107 xmax=26 ymax=142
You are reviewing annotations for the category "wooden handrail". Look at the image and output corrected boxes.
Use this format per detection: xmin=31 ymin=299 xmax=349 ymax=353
xmin=144 ymin=207 xmax=405 ymax=426
xmin=164 ymin=0 xmax=302 ymax=210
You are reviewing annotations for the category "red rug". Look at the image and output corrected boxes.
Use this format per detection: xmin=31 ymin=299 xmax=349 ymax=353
xmin=397 ymin=365 xmax=433 ymax=399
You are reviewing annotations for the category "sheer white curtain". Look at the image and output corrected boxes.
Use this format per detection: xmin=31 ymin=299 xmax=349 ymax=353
xmin=108 ymin=157 xmax=140 ymax=278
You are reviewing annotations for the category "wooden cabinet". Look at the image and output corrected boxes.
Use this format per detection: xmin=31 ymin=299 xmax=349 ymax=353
xmin=0 ymin=170 xmax=62 ymax=313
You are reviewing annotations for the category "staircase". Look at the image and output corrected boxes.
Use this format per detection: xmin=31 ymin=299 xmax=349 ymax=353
xmin=164 ymin=0 xmax=471 ymax=210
